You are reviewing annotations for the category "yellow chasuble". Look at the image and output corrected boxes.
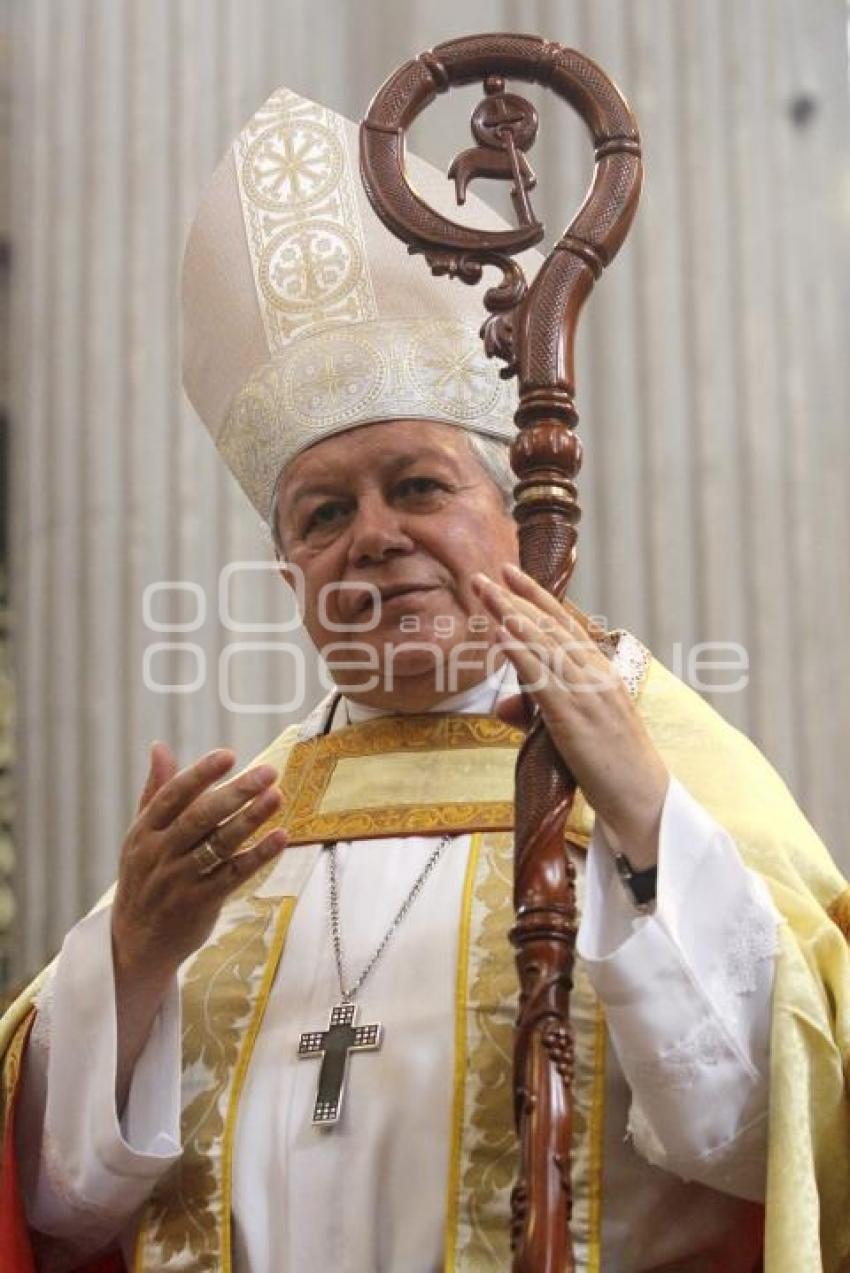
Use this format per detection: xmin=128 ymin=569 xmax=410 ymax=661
xmin=3 ymin=652 xmax=850 ymax=1271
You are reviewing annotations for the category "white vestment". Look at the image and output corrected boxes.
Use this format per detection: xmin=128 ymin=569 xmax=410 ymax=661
xmin=17 ymin=671 xmax=778 ymax=1271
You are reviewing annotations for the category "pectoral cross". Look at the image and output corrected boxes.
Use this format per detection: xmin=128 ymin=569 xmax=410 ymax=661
xmin=298 ymin=1003 xmax=382 ymax=1125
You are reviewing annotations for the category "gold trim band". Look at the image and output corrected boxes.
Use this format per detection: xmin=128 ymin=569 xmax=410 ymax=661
xmin=515 ymin=483 xmax=574 ymax=505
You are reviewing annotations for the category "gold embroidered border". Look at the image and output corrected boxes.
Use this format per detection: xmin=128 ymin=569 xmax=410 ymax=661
xmin=588 ymin=1006 xmax=608 ymax=1268
xmin=220 ymin=897 xmax=296 ymax=1266
xmin=244 ymin=713 xmax=594 ymax=849
xmin=0 ymin=1009 xmax=34 ymax=1137
xmin=445 ymin=832 xmax=607 ymax=1270
xmin=444 ymin=833 xmax=483 ymax=1268
xmin=570 ymin=993 xmax=608 ymax=1272
xmin=254 ymin=714 xmax=525 ymax=846
xmin=133 ymin=884 xmax=296 ymax=1272
xmin=451 ymin=829 xmax=517 ymax=1269
xmin=282 ymin=798 xmax=517 ymax=845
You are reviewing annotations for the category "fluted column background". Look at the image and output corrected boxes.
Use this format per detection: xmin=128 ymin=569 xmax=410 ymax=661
xmin=9 ymin=0 xmax=850 ymax=979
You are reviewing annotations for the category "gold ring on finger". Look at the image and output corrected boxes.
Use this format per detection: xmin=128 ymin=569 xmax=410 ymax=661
xmin=193 ymin=834 xmax=227 ymax=878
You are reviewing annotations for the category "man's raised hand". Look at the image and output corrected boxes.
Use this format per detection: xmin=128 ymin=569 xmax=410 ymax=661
xmin=472 ymin=564 xmax=668 ymax=870
xmin=112 ymin=744 xmax=287 ymax=986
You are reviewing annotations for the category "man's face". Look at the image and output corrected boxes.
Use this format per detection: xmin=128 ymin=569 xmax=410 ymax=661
xmin=276 ymin=419 xmax=519 ymax=710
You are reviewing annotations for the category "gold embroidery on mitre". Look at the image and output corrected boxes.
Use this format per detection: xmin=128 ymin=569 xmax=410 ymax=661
xmin=217 ymin=315 xmax=517 ymax=521
xmin=234 ymin=87 xmax=376 ymax=351
xmin=134 ymin=878 xmax=295 ymax=1272
xmin=285 ymin=327 xmax=388 ymax=429
xmin=217 ymin=89 xmax=524 ymax=519
xmin=406 ymin=321 xmax=505 ymax=422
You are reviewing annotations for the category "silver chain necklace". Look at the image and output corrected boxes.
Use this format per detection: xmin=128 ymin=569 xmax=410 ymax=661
xmin=297 ymin=832 xmax=451 ymax=1126
xmin=328 ymin=833 xmax=451 ymax=1002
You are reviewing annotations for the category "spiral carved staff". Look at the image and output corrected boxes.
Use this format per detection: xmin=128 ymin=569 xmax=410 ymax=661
xmin=361 ymin=34 xmax=641 ymax=1272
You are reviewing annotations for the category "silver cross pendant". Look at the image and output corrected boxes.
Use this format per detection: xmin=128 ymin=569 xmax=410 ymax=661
xmin=298 ymin=1003 xmax=382 ymax=1125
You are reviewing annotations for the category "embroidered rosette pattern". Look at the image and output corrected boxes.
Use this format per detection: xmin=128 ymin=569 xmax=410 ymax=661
xmin=406 ymin=321 xmax=505 ymax=422
xmin=218 ymin=318 xmax=516 ymax=518
xmin=235 ymin=88 xmax=375 ymax=349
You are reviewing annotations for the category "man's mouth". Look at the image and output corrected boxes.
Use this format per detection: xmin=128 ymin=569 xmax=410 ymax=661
xmin=355 ymin=584 xmax=440 ymax=616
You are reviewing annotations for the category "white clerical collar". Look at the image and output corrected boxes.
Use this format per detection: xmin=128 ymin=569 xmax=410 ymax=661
xmin=342 ymin=662 xmax=519 ymax=726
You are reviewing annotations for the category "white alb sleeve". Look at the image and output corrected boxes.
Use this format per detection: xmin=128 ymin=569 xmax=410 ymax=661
xmin=577 ymin=777 xmax=779 ymax=1201
xmin=16 ymin=904 xmax=182 ymax=1252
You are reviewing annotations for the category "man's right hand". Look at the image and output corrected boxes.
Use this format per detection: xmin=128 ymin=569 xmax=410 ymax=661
xmin=112 ymin=742 xmax=287 ymax=984
xmin=108 ymin=743 xmax=286 ymax=1110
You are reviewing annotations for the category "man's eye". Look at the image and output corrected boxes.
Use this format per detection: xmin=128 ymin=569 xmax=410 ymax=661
xmin=397 ymin=476 xmax=444 ymax=498
xmin=304 ymin=502 xmax=348 ymax=534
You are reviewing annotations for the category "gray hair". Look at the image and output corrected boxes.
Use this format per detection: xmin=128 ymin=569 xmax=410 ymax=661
xmin=465 ymin=432 xmax=515 ymax=512
xmin=269 ymin=429 xmax=515 ymax=557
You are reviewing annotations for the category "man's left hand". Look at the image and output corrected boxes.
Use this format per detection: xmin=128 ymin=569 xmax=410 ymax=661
xmin=472 ymin=563 xmax=669 ymax=870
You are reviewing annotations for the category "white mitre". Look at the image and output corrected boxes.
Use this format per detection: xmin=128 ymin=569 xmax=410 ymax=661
xmin=182 ymin=85 xmax=541 ymax=521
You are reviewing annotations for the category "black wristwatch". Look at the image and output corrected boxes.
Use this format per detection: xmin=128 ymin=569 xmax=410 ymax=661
xmin=613 ymin=852 xmax=658 ymax=908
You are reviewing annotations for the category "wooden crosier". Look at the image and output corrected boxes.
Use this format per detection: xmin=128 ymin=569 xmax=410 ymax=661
xmin=360 ymin=33 xmax=642 ymax=1272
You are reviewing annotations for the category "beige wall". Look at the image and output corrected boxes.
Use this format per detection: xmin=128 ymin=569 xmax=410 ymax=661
xmin=9 ymin=0 xmax=850 ymax=977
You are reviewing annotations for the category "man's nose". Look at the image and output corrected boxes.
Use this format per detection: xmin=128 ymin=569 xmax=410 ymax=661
xmin=347 ymin=495 xmax=413 ymax=566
